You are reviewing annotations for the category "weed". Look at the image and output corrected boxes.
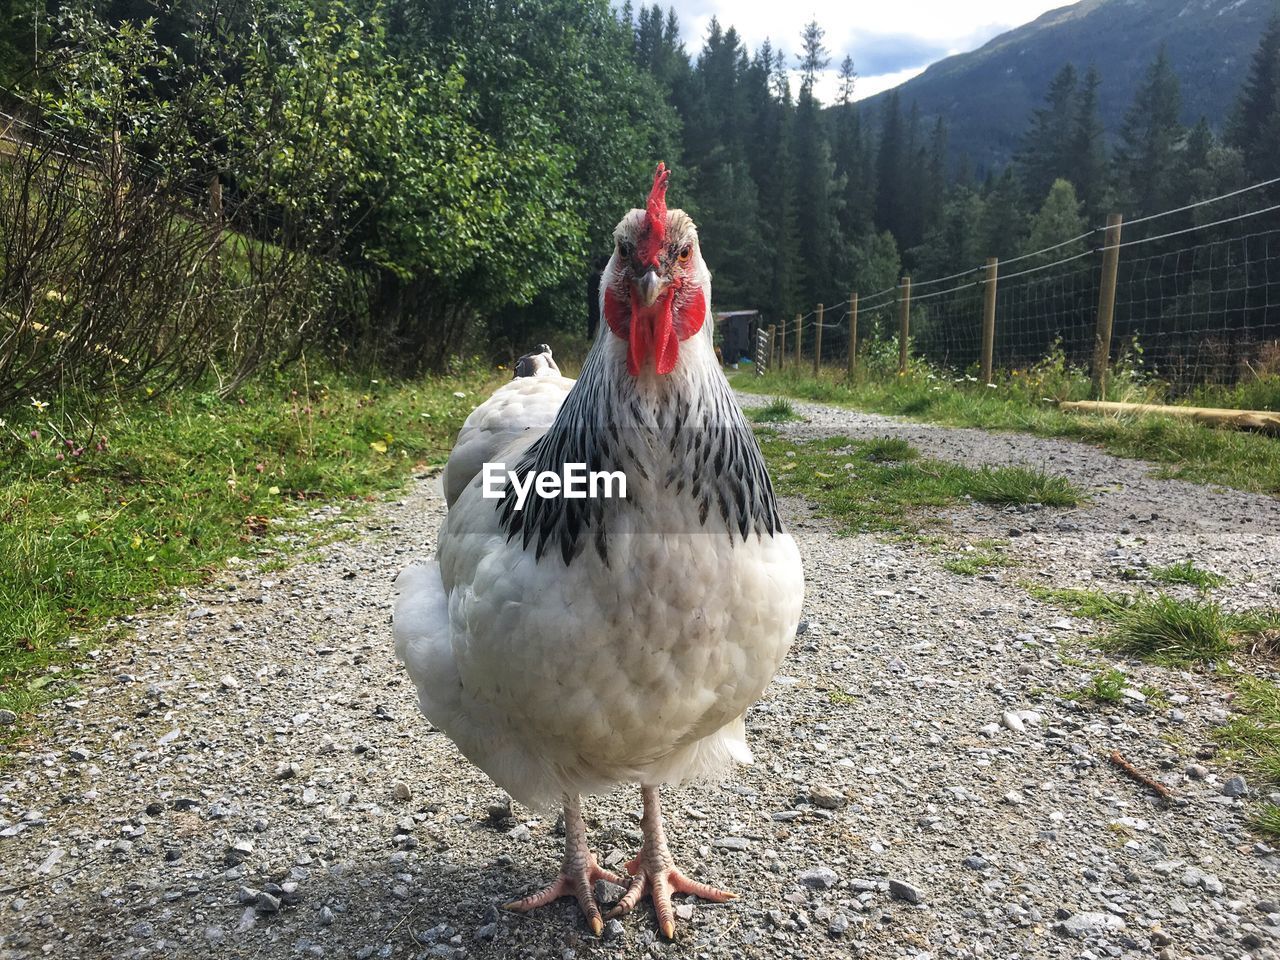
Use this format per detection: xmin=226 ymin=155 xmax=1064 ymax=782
xmin=861 ymin=437 xmax=917 ymax=462
xmin=1085 ymin=667 xmax=1128 ymax=702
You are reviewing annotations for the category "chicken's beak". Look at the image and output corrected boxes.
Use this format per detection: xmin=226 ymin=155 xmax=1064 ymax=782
xmin=635 ymin=267 xmax=665 ymax=308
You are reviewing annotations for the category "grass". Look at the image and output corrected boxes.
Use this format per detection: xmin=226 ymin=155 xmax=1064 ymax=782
xmin=1216 ymin=678 xmax=1280 ymax=784
xmin=1029 ymin=586 xmax=1280 ymax=664
xmin=1149 ymin=560 xmax=1227 ymax=589
xmin=748 ymin=397 xmax=800 ymax=423
xmin=736 ymin=367 xmax=1280 ymax=496
xmin=964 ymin=465 xmax=1081 ymax=507
xmin=0 ymin=367 xmax=499 ymax=721
xmin=756 ymin=432 xmax=1082 ymax=534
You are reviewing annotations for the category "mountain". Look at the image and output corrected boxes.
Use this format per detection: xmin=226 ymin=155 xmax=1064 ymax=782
xmin=857 ymin=0 xmax=1275 ymax=175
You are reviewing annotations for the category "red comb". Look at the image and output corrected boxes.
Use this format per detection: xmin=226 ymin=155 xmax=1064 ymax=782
xmin=638 ymin=162 xmax=669 ymax=267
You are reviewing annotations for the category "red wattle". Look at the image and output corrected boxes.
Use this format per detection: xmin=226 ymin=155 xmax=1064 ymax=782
xmin=604 ymin=283 xmax=707 ymax=376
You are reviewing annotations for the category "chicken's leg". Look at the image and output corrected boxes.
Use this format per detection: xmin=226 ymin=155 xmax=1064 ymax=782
xmin=504 ymin=794 xmax=620 ymax=936
xmin=606 ymin=785 xmax=735 ymax=938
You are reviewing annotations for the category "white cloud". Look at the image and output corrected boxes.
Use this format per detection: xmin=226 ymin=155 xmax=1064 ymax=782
xmin=671 ymin=0 xmax=1081 ymax=103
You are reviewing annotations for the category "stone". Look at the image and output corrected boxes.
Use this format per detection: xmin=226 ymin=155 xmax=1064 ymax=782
xmin=1056 ymin=911 xmax=1126 ymax=938
xmin=603 ymin=918 xmax=625 ymax=940
xmin=799 ymin=866 xmax=839 ymax=890
xmin=1222 ymin=775 xmax=1249 ymax=798
xmin=888 ymin=879 xmax=923 ymax=904
xmin=594 ymin=879 xmax=625 ymax=905
xmin=391 ymin=781 xmax=412 ymax=801
xmin=808 ymin=785 xmax=845 ymax=810
xmin=0 ymin=709 xmax=17 ymax=725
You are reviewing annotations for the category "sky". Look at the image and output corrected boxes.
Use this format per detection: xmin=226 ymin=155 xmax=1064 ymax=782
xmin=673 ymin=0 xmax=1083 ymax=102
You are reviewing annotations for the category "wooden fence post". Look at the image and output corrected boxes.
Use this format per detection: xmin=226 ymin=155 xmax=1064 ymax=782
xmin=847 ymin=291 xmax=858 ymax=380
xmin=209 ymin=174 xmax=223 ymax=225
xmin=1092 ymin=213 xmax=1124 ymax=399
xmin=768 ymin=324 xmax=777 ymax=374
xmin=898 ymin=276 xmax=911 ymax=374
xmin=778 ymin=315 xmax=786 ymax=370
xmin=980 ymin=257 xmax=998 ymax=384
xmin=109 ymin=129 xmax=124 ymax=232
xmin=795 ymin=312 xmax=801 ymax=367
xmin=813 ymin=303 xmax=824 ymax=377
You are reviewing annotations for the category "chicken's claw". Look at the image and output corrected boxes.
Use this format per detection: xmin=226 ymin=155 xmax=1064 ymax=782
xmin=605 ymin=786 xmax=735 ymax=938
xmin=502 ymin=795 xmax=620 ymax=937
xmin=504 ymin=859 xmax=622 ymax=936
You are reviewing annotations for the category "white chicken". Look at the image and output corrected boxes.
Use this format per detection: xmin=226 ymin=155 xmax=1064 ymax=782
xmin=394 ymin=163 xmax=804 ymax=939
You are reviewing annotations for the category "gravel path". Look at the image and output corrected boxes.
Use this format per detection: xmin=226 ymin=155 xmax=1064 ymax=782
xmin=2 ymin=396 xmax=1279 ymax=960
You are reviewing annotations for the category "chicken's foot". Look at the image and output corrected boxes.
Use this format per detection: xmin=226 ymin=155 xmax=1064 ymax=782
xmin=606 ymin=785 xmax=735 ymax=938
xmin=504 ymin=794 xmax=620 ymax=936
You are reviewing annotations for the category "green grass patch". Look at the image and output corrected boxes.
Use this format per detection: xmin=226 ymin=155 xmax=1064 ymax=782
xmin=964 ymin=465 xmax=1081 ymax=507
xmin=737 ymin=367 xmax=1280 ymax=496
xmin=940 ymin=540 xmax=1013 ymax=576
xmin=758 ymin=433 xmax=1080 ymax=534
xmin=861 ymin=436 xmax=917 ymax=462
xmin=0 ymin=368 xmax=498 ymax=722
xmin=1216 ymin=677 xmax=1280 ymax=784
xmin=748 ymin=397 xmax=800 ymax=423
xmin=1030 ymin=586 xmax=1280 ymax=664
xmin=1149 ymin=560 xmax=1227 ymax=589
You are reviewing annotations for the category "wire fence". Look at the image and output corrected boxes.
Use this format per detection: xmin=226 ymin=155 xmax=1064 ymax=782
xmin=757 ymin=183 xmax=1280 ymax=400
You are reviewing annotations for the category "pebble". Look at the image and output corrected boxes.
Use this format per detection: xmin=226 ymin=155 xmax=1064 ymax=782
xmin=1222 ymin=775 xmax=1249 ymax=797
xmin=799 ymin=866 xmax=839 ymax=890
xmin=713 ymin=837 xmax=751 ymax=851
xmin=1186 ymin=764 xmax=1209 ymax=780
xmin=603 ymin=918 xmax=625 ymax=941
xmin=888 ymin=879 xmax=923 ymax=904
xmin=391 ymin=781 xmax=412 ymax=801
xmin=1182 ymin=866 xmax=1225 ymax=895
xmin=594 ymin=879 xmax=625 ymax=905
xmin=807 ymin=784 xmax=845 ymax=810
xmin=1056 ymin=911 xmax=1126 ymax=938
xmin=0 ymin=709 xmax=16 ymax=725
xmin=963 ymin=855 xmax=989 ymax=871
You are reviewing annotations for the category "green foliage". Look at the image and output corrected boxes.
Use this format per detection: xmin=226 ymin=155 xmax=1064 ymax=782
xmin=964 ymin=465 xmax=1081 ymax=507
xmin=1026 ymin=180 xmax=1087 ymax=262
xmin=941 ymin=541 xmax=1012 ymax=576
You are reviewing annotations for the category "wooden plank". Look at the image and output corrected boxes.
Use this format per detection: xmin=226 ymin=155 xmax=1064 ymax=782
xmin=1059 ymin=400 xmax=1280 ymax=436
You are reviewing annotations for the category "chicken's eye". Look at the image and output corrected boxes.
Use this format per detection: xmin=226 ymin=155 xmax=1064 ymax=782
xmin=677 ymin=245 xmax=692 ymax=264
